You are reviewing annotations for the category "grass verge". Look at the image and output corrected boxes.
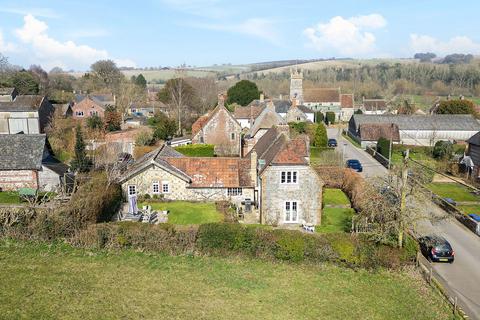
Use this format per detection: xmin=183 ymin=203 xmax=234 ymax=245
xmin=427 ymin=182 xmax=479 ymax=202
xmin=0 ymin=191 xmax=21 ymax=204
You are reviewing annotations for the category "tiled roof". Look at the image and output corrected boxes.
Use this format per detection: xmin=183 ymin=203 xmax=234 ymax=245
xmin=340 ymin=94 xmax=354 ymax=108
xmin=248 ymin=99 xmax=292 ymax=114
xmin=0 ymin=95 xmax=44 ymax=112
xmin=303 ymin=88 xmax=340 ymax=103
xmin=271 ymin=137 xmax=309 ymax=165
xmin=358 ymin=123 xmax=400 ymax=141
xmin=467 ymin=132 xmax=480 ymax=146
xmin=249 ymin=105 xmax=286 ymax=136
xmin=363 ymin=99 xmax=387 ymax=111
xmin=164 ymin=157 xmax=253 ymax=188
xmin=0 ymin=134 xmax=46 ymax=170
xmin=234 ymin=105 xmax=265 ymax=119
xmin=75 ymin=94 xmax=115 ymax=106
xmin=0 ymin=87 xmax=15 ymax=95
xmin=351 ymin=114 xmax=480 ymax=131
xmin=297 ymin=105 xmax=314 ymax=114
xmin=191 ymin=115 xmax=210 ymax=136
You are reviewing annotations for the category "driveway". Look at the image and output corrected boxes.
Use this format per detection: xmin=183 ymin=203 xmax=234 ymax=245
xmin=328 ymin=126 xmax=480 ymax=319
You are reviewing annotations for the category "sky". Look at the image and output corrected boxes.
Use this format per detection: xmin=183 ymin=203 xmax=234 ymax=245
xmin=0 ymin=0 xmax=479 ymax=71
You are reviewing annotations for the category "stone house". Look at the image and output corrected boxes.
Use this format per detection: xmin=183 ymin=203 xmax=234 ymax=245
xmin=248 ymin=101 xmax=286 ymax=141
xmin=246 ymin=127 xmax=322 ymax=226
xmin=191 ymin=96 xmax=242 ymax=156
xmin=0 ymin=134 xmax=69 ymax=192
xmin=466 ymin=132 xmax=480 ymax=178
xmin=284 ymin=100 xmax=313 ymax=123
xmin=71 ymin=94 xmax=115 ymax=119
xmin=0 ymin=88 xmax=54 ymax=134
xmin=340 ymin=93 xmax=355 ymax=122
xmin=360 ymin=98 xmax=389 ymax=115
xmin=119 ymin=145 xmax=255 ymax=209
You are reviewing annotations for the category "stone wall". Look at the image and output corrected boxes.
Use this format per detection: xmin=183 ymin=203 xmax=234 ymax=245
xmin=285 ymin=107 xmax=308 ymax=123
xmin=192 ymin=107 xmax=241 ymax=156
xmin=38 ymin=165 xmax=61 ymax=192
xmin=0 ymin=170 xmax=38 ymax=191
xmin=261 ymin=165 xmax=322 ymax=226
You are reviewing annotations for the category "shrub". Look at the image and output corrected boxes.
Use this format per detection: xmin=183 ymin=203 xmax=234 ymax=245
xmin=273 ymin=229 xmax=306 ymax=262
xmin=313 ymin=123 xmax=328 ymax=147
xmin=325 ymin=111 xmax=336 ymax=125
xmin=433 ymin=140 xmax=453 ymax=159
xmin=315 ymin=112 xmax=324 ymax=123
xmin=143 ymin=194 xmax=151 ymax=200
xmin=289 ymin=122 xmax=307 ymax=134
xmin=377 ymin=137 xmax=391 ymax=159
xmin=175 ymin=144 xmax=215 ymax=157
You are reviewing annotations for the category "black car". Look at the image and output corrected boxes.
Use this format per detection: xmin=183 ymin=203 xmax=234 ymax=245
xmin=328 ymin=138 xmax=338 ymax=147
xmin=346 ymin=159 xmax=363 ymax=172
xmin=419 ymin=235 xmax=455 ymax=263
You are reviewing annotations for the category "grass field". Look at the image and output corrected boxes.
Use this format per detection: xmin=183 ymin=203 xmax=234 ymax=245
xmin=458 ymin=205 xmax=480 ymax=214
xmin=317 ymin=208 xmax=354 ymax=233
xmin=144 ymin=201 xmax=223 ymax=224
xmin=427 ymin=182 xmax=479 ymax=202
xmin=323 ymin=188 xmax=350 ymax=206
xmin=0 ymin=240 xmax=455 ymax=320
xmin=0 ymin=191 xmax=20 ymax=204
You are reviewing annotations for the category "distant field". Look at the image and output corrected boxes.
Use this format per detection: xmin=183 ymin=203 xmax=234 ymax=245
xmin=0 ymin=240 xmax=455 ymax=320
xmin=68 ymin=69 xmax=216 ymax=82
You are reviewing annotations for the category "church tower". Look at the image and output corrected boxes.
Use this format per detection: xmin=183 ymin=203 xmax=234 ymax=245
xmin=290 ymin=68 xmax=303 ymax=103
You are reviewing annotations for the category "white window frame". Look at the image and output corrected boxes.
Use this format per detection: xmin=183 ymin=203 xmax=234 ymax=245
xmin=162 ymin=181 xmax=170 ymax=194
xmin=284 ymin=201 xmax=298 ymax=223
xmin=280 ymin=171 xmax=298 ymax=184
xmin=152 ymin=182 xmax=160 ymax=194
xmin=227 ymin=187 xmax=242 ymax=196
xmin=76 ymin=111 xmax=84 ymax=117
xmin=128 ymin=185 xmax=137 ymax=195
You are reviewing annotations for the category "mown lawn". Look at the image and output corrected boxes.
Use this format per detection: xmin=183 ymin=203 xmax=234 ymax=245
xmin=323 ymin=188 xmax=350 ymax=206
xmin=0 ymin=240 xmax=455 ymax=320
xmin=458 ymin=205 xmax=480 ymax=214
xmin=427 ymin=182 xmax=479 ymax=202
xmin=316 ymin=207 xmax=354 ymax=233
xmin=174 ymin=144 xmax=215 ymax=157
xmin=0 ymin=191 xmax=20 ymax=204
xmin=144 ymin=201 xmax=223 ymax=224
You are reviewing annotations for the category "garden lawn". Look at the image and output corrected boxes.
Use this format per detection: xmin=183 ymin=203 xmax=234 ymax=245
xmin=0 ymin=191 xmax=20 ymax=204
xmin=144 ymin=201 xmax=223 ymax=224
xmin=458 ymin=205 xmax=480 ymax=215
xmin=323 ymin=188 xmax=350 ymax=206
xmin=174 ymin=144 xmax=215 ymax=157
xmin=316 ymin=207 xmax=354 ymax=233
xmin=0 ymin=240 xmax=455 ymax=320
xmin=427 ymin=182 xmax=479 ymax=202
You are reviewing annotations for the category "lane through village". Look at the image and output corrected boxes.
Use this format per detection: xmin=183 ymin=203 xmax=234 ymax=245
xmin=328 ymin=128 xmax=480 ymax=319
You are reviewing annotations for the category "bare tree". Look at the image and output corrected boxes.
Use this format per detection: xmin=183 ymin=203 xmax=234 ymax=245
xmin=158 ymin=78 xmax=194 ymax=135
xmin=186 ymin=77 xmax=218 ymax=114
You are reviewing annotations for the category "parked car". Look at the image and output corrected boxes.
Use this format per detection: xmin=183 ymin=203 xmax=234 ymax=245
xmin=419 ymin=235 xmax=455 ymax=263
xmin=328 ymin=138 xmax=338 ymax=147
xmin=346 ymin=159 xmax=363 ymax=172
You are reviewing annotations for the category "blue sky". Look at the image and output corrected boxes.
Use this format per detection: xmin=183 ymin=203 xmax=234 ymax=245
xmin=0 ymin=0 xmax=479 ymax=71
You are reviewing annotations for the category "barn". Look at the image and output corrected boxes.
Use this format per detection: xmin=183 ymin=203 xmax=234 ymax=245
xmin=349 ymin=114 xmax=480 ymax=146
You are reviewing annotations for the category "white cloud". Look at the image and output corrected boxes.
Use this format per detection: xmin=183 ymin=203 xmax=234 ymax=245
xmin=192 ymin=18 xmax=280 ymax=45
xmin=0 ymin=7 xmax=59 ymax=18
xmin=14 ymin=15 xmax=135 ymax=70
xmin=410 ymin=34 xmax=480 ymax=55
xmin=0 ymin=30 xmax=16 ymax=53
xmin=303 ymin=14 xmax=387 ymax=57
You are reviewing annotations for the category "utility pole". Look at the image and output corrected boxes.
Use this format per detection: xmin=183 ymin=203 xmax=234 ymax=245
xmin=399 ymin=149 xmax=409 ymax=248
xmin=388 ymin=123 xmax=394 ymax=170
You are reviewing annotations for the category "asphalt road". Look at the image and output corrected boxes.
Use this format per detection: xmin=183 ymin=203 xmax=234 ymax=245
xmin=328 ymin=128 xmax=480 ymax=319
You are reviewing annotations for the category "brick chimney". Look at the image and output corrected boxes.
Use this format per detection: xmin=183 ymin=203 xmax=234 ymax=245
xmin=218 ymin=93 xmax=225 ymax=106
xmin=260 ymin=93 xmax=264 ymax=102
xmin=267 ymin=99 xmax=275 ymax=111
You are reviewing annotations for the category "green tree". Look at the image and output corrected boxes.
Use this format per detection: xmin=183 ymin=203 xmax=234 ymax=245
xmin=11 ymin=71 xmax=39 ymax=94
xmin=226 ymin=80 xmax=260 ymax=106
xmin=86 ymin=114 xmax=104 ymax=130
xmin=313 ymin=123 xmax=328 ymax=147
xmin=354 ymin=109 xmax=363 ymax=114
xmin=289 ymin=122 xmax=306 ymax=134
xmin=325 ymin=111 xmax=336 ymax=125
xmin=134 ymin=74 xmax=147 ymax=89
xmin=148 ymin=112 xmax=178 ymax=141
xmin=315 ymin=112 xmax=324 ymax=123
xmin=433 ymin=141 xmax=453 ymax=159
xmin=436 ymin=99 xmax=476 ymax=115
xmin=377 ymin=137 xmax=391 ymax=159
xmin=70 ymin=125 xmax=90 ymax=172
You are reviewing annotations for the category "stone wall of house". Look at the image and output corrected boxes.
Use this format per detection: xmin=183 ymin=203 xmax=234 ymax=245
xmin=192 ymin=107 xmax=241 ymax=156
xmin=0 ymin=170 xmax=38 ymax=191
xmin=285 ymin=107 xmax=308 ymax=123
xmin=121 ymin=165 xmax=255 ymax=209
xmin=260 ymin=165 xmax=322 ymax=226
xmin=38 ymin=165 xmax=61 ymax=192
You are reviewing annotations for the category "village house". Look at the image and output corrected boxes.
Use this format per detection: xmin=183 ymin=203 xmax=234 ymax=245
xmin=360 ymin=98 xmax=389 ymax=115
xmin=349 ymin=114 xmax=480 ymax=146
xmin=465 ymin=132 xmax=480 ymax=178
xmin=0 ymin=134 xmax=70 ymax=192
xmin=0 ymin=87 xmax=55 ymax=134
xmin=356 ymin=123 xmax=401 ymax=148
xmin=191 ymin=95 xmax=242 ymax=156
xmin=71 ymin=93 xmax=115 ymax=119
xmin=119 ymin=127 xmax=323 ymax=227
xmin=247 ymin=101 xmax=286 ymax=142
